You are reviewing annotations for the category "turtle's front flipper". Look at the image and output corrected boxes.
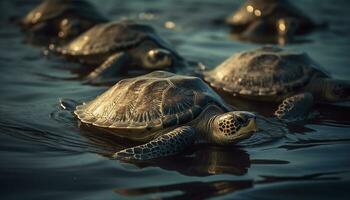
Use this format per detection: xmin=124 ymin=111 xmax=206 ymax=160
xmin=85 ymin=52 xmax=129 ymax=85
xmin=274 ymin=93 xmax=314 ymax=122
xmin=113 ymin=126 xmax=196 ymax=161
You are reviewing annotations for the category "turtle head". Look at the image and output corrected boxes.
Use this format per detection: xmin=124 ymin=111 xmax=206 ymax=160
xmin=210 ymin=111 xmax=257 ymax=145
xmin=143 ymin=49 xmax=173 ymax=70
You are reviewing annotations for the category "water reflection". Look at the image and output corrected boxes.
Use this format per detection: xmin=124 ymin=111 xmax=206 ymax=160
xmin=1 ymin=0 xmax=350 ymax=199
xmin=115 ymin=171 xmax=344 ymax=199
xmin=313 ymin=103 xmax=350 ymax=127
xmin=80 ymin=124 xmax=289 ymax=176
xmin=279 ymin=138 xmax=350 ymax=150
xmin=128 ymin=145 xmax=252 ymax=176
xmin=115 ymin=180 xmax=253 ymax=199
xmin=81 ymin=123 xmax=253 ymax=176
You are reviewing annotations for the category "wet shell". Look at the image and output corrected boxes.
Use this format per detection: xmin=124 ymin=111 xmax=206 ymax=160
xmin=75 ymin=71 xmax=226 ymax=131
xmin=204 ymin=46 xmax=329 ymax=96
xmin=57 ymin=21 xmax=168 ymax=56
xmin=22 ymin=0 xmax=106 ymax=27
xmin=226 ymin=0 xmax=312 ymax=27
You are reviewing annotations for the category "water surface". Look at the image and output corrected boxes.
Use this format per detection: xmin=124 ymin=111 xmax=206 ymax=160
xmin=1 ymin=0 xmax=350 ymax=199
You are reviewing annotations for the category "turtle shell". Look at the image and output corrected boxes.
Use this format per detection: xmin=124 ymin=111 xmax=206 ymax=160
xmin=226 ymin=0 xmax=313 ymax=32
xmin=22 ymin=0 xmax=106 ymax=26
xmin=226 ymin=0 xmax=278 ymax=26
xmin=204 ymin=46 xmax=329 ymax=97
xmin=75 ymin=71 xmax=228 ymax=132
xmin=57 ymin=21 xmax=170 ymax=56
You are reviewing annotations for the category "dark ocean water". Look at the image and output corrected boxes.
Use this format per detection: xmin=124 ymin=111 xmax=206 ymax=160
xmin=1 ymin=0 xmax=350 ymax=199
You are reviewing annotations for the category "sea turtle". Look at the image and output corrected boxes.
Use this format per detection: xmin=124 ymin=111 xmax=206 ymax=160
xmin=55 ymin=20 xmax=187 ymax=84
xmin=61 ymin=71 xmax=286 ymax=160
xmin=203 ymin=46 xmax=350 ymax=121
xmin=225 ymin=0 xmax=316 ymax=43
xmin=20 ymin=0 xmax=107 ymax=45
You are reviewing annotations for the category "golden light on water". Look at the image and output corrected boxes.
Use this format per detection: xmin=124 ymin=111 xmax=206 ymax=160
xmin=278 ymin=36 xmax=286 ymax=45
xmin=246 ymin=5 xmax=254 ymax=13
xmin=279 ymin=23 xmax=286 ymax=31
xmin=164 ymin=21 xmax=176 ymax=29
xmin=68 ymin=35 xmax=90 ymax=51
xmin=61 ymin=18 xmax=68 ymax=26
xmin=277 ymin=19 xmax=287 ymax=44
xmin=233 ymin=14 xmax=242 ymax=22
xmin=246 ymin=5 xmax=262 ymax=17
xmin=138 ymin=12 xmax=155 ymax=20
xmin=254 ymin=9 xmax=261 ymax=16
xmin=278 ymin=19 xmax=287 ymax=33
xmin=58 ymin=31 xmax=65 ymax=38
xmin=73 ymin=46 xmax=80 ymax=51
xmin=48 ymin=44 xmax=55 ymax=50
xmin=31 ymin=12 xmax=42 ymax=23
xmin=58 ymin=19 xmax=70 ymax=38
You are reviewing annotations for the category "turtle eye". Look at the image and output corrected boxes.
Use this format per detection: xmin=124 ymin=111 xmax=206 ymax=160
xmin=146 ymin=49 xmax=173 ymax=69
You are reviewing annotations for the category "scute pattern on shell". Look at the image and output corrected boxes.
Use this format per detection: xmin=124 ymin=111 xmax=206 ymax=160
xmin=75 ymin=71 xmax=225 ymax=130
xmin=204 ymin=46 xmax=328 ymax=96
xmin=57 ymin=21 xmax=157 ymax=56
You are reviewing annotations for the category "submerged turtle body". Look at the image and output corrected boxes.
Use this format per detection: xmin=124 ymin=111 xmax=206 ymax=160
xmin=72 ymin=71 xmax=261 ymax=160
xmin=21 ymin=0 xmax=107 ymax=44
xmin=56 ymin=21 xmax=186 ymax=84
xmin=204 ymin=46 xmax=350 ymax=120
xmin=226 ymin=0 xmax=316 ymax=43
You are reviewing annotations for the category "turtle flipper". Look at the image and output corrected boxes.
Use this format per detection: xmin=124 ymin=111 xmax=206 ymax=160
xmin=113 ymin=126 xmax=196 ymax=161
xmin=85 ymin=52 xmax=129 ymax=85
xmin=274 ymin=93 xmax=314 ymax=122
